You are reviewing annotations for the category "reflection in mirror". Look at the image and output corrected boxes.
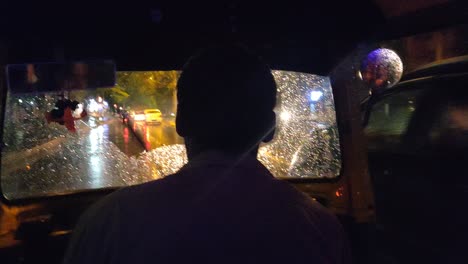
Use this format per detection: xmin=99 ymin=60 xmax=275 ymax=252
xmin=6 ymin=60 xmax=116 ymax=94
xmin=359 ymin=48 xmax=403 ymax=94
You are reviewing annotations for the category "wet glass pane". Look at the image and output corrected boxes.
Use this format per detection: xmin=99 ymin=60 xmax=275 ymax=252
xmin=1 ymin=71 xmax=341 ymax=200
xmin=365 ymin=89 xmax=423 ymax=150
xmin=259 ymin=71 xmax=341 ymax=179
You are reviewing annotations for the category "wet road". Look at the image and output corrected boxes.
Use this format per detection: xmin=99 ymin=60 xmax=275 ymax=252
xmin=1 ymin=115 xmax=184 ymax=200
xmin=102 ymin=118 xmax=145 ymax=156
xmin=127 ymin=118 xmax=184 ymax=151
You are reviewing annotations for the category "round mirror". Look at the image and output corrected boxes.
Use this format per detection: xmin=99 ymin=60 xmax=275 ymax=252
xmin=359 ymin=48 xmax=403 ymax=94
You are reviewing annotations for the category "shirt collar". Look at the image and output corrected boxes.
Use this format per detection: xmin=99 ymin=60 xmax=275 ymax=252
xmin=180 ymin=150 xmax=270 ymax=176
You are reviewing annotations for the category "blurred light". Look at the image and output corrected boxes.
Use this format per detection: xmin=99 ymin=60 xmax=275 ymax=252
xmin=151 ymin=167 xmax=159 ymax=180
xmin=97 ymin=96 xmax=103 ymax=103
xmin=310 ymin=91 xmax=323 ymax=102
xmin=357 ymin=70 xmax=363 ymax=80
xmin=89 ymin=155 xmax=103 ymax=187
xmin=310 ymin=103 xmax=316 ymax=112
xmin=123 ymin=127 xmax=129 ymax=139
xmin=316 ymin=123 xmax=327 ymax=129
xmin=290 ymin=150 xmax=299 ymax=165
xmin=114 ymin=104 xmax=117 ymax=108
xmin=134 ymin=114 xmax=146 ymax=121
xmin=88 ymin=100 xmax=99 ymax=112
xmin=103 ymin=101 xmax=109 ymax=106
xmin=99 ymin=117 xmax=103 ymax=121
xmin=335 ymin=187 xmax=344 ymax=198
xmin=89 ymin=125 xmax=104 ymax=153
xmin=119 ymin=107 xmax=123 ymax=110
xmin=18 ymin=99 xmax=23 ymax=103
xmin=280 ymin=111 xmax=291 ymax=122
xmin=146 ymin=129 xmax=150 ymax=142
xmin=170 ymin=113 xmax=175 ymax=117
xmin=30 ymin=101 xmax=34 ymax=105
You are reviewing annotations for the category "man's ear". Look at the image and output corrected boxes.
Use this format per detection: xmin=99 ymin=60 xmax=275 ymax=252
xmin=262 ymin=111 xmax=276 ymax=143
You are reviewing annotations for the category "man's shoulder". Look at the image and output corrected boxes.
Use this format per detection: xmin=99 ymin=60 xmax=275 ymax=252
xmin=115 ymin=170 xmax=188 ymax=202
xmin=269 ymin=179 xmax=340 ymax=226
xmin=81 ymin=171 xmax=184 ymax=214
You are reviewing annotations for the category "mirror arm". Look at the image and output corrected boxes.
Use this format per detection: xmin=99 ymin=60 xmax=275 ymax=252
xmin=360 ymin=95 xmax=374 ymax=127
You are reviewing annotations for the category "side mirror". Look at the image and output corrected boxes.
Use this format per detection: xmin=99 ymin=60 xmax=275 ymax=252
xmin=359 ymin=48 xmax=403 ymax=95
xmin=6 ymin=60 xmax=116 ymax=94
xmin=358 ymin=48 xmax=403 ymax=126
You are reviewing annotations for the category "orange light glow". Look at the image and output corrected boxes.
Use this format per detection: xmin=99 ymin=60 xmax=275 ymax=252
xmin=335 ymin=187 xmax=344 ymax=198
xmin=146 ymin=129 xmax=150 ymax=142
xmin=145 ymin=141 xmax=151 ymax=150
xmin=26 ymin=165 xmax=31 ymax=170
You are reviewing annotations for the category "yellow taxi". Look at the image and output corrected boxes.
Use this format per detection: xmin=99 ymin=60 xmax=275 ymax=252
xmin=144 ymin=109 xmax=163 ymax=124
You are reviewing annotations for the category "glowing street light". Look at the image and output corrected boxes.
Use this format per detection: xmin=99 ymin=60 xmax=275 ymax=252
xmin=310 ymin=91 xmax=323 ymax=102
xmin=280 ymin=111 xmax=291 ymax=122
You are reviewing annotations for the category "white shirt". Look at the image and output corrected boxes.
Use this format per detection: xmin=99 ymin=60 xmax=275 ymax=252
xmin=64 ymin=151 xmax=350 ymax=264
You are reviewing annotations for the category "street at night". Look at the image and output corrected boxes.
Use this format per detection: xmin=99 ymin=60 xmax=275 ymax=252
xmin=2 ymin=3 xmax=468 ymax=263
xmin=0 ymin=70 xmax=341 ymax=199
xmin=1 ymin=114 xmax=185 ymax=199
xmin=127 ymin=117 xmax=183 ymax=151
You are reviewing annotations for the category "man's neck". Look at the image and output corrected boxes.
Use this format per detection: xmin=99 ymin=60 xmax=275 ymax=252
xmin=184 ymin=139 xmax=259 ymax=162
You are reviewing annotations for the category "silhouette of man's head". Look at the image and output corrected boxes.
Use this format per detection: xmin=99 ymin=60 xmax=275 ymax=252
xmin=176 ymin=45 xmax=277 ymax=158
